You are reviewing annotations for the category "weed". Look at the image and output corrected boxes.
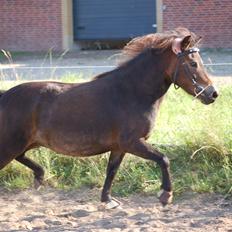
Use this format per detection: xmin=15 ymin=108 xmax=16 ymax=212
xmin=0 ymin=77 xmax=231 ymax=198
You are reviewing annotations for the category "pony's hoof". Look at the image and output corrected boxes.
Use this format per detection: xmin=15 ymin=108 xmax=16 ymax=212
xmin=34 ymin=179 xmax=43 ymax=190
xmin=105 ymin=199 xmax=121 ymax=210
xmin=157 ymin=189 xmax=173 ymax=206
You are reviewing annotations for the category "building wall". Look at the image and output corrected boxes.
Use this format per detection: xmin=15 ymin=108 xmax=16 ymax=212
xmin=163 ymin=0 xmax=232 ymax=48
xmin=0 ymin=0 xmax=231 ymax=51
xmin=0 ymin=0 xmax=63 ymax=51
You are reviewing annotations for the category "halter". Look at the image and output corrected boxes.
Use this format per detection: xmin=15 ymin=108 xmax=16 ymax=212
xmin=172 ymin=48 xmax=202 ymax=91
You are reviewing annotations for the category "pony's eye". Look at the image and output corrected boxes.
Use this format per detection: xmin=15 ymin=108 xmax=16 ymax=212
xmin=190 ymin=61 xmax=198 ymax=68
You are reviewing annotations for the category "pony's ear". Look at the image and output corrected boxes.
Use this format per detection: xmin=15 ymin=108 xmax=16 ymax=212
xmin=181 ymin=35 xmax=191 ymax=51
xmin=172 ymin=35 xmax=192 ymax=54
xmin=195 ymin=36 xmax=202 ymax=46
xmin=172 ymin=38 xmax=182 ymax=55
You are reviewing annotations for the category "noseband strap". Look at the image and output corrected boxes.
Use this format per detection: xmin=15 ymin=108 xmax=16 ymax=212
xmin=172 ymin=48 xmax=200 ymax=90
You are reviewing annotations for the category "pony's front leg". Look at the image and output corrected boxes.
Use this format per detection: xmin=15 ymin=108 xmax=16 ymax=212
xmin=122 ymin=139 xmax=173 ymax=206
xmin=101 ymin=151 xmax=125 ymax=209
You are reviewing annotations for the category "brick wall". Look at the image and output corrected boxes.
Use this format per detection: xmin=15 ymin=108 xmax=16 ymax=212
xmin=163 ymin=0 xmax=232 ymax=48
xmin=1 ymin=1 xmax=231 ymax=51
xmin=0 ymin=0 xmax=63 ymax=51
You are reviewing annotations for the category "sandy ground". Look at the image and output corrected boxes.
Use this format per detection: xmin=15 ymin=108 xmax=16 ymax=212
xmin=0 ymin=187 xmax=231 ymax=232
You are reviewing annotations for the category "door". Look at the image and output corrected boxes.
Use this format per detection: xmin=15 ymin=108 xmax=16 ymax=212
xmin=73 ymin=0 xmax=156 ymax=40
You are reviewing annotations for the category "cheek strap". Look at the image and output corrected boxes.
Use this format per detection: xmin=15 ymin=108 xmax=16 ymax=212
xmin=172 ymin=47 xmax=200 ymax=90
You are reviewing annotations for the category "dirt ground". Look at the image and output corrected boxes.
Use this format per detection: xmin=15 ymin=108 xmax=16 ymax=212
xmin=0 ymin=187 xmax=231 ymax=232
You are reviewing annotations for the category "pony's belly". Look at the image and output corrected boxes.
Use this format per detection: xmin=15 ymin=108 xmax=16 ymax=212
xmin=36 ymin=130 xmax=115 ymax=157
xmin=51 ymin=139 xmax=111 ymax=157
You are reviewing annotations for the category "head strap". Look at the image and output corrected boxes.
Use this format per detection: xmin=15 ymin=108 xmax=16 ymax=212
xmin=173 ymin=47 xmax=200 ymax=89
xmin=177 ymin=48 xmax=200 ymax=58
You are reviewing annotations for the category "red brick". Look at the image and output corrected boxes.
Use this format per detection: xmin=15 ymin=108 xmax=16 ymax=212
xmin=0 ymin=0 xmax=231 ymax=51
xmin=0 ymin=0 xmax=63 ymax=51
xmin=163 ymin=0 xmax=232 ymax=48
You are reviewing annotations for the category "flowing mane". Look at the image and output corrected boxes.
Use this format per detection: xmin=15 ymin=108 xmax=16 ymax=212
xmin=94 ymin=27 xmax=201 ymax=81
xmin=123 ymin=27 xmax=201 ymax=59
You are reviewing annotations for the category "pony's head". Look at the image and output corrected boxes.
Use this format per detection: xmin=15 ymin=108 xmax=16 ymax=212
xmin=167 ymin=33 xmax=218 ymax=104
xmin=123 ymin=27 xmax=218 ymax=104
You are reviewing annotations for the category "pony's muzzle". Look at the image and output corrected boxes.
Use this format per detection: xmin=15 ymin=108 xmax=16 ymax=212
xmin=196 ymin=85 xmax=218 ymax=105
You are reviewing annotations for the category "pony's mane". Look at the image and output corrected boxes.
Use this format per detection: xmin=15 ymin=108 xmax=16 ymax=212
xmin=94 ymin=27 xmax=200 ymax=80
xmin=123 ymin=27 xmax=200 ymax=58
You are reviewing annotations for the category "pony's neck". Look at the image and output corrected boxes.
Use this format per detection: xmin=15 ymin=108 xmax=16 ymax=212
xmin=120 ymin=49 xmax=172 ymax=104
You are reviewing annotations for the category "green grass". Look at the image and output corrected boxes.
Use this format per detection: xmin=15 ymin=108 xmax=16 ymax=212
xmin=0 ymin=77 xmax=231 ymax=199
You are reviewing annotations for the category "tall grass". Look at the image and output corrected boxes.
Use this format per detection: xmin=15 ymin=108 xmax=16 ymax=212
xmin=0 ymin=77 xmax=231 ymax=198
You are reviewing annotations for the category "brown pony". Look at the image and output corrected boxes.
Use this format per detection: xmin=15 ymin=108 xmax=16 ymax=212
xmin=0 ymin=28 xmax=218 ymax=208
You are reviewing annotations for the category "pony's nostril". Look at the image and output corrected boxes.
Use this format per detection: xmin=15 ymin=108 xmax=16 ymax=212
xmin=212 ymin=91 xmax=218 ymax=99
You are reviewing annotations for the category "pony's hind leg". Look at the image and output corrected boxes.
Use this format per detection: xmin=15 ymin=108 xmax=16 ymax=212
xmin=16 ymin=154 xmax=44 ymax=189
xmin=0 ymin=144 xmax=21 ymax=170
xmin=101 ymin=151 xmax=125 ymax=209
xmin=0 ymin=154 xmax=15 ymax=170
